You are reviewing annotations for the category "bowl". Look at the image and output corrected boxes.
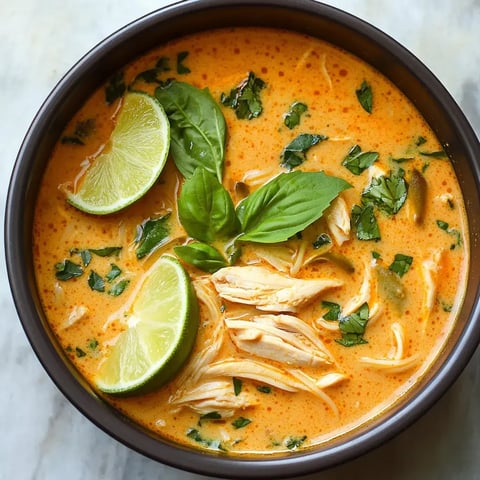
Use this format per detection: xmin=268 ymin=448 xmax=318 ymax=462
xmin=5 ymin=0 xmax=480 ymax=478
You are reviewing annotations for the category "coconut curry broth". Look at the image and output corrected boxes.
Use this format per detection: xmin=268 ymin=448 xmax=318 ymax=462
xmin=33 ymin=28 xmax=468 ymax=454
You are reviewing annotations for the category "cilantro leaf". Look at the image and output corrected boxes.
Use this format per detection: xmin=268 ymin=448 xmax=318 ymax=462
xmin=233 ymin=377 xmax=242 ymax=396
xmin=389 ymin=253 xmax=413 ymax=277
xmin=232 ymin=417 xmax=251 ymax=429
xmin=285 ymin=435 xmax=307 ymax=450
xmin=312 ymin=233 xmax=332 ymax=249
xmin=221 ymin=72 xmax=266 ymax=120
xmin=322 ymin=301 xmax=341 ymax=321
xmin=176 ymin=51 xmax=191 ymax=74
xmin=108 ymin=279 xmax=129 ymax=297
xmin=88 ymin=271 xmax=105 ymax=292
xmin=55 ymin=260 xmax=83 ymax=281
xmin=135 ymin=214 xmax=171 ymax=259
xmin=284 ymin=102 xmax=308 ymax=129
xmin=356 ymin=80 xmax=373 ymax=113
xmin=280 ymin=133 xmax=328 ymax=170
xmin=351 ymin=204 xmax=381 ymax=241
xmin=105 ymin=71 xmax=126 ymax=104
xmin=106 ymin=264 xmax=122 ymax=283
xmin=336 ymin=302 xmax=369 ymax=347
xmin=342 ymin=145 xmax=378 ymax=175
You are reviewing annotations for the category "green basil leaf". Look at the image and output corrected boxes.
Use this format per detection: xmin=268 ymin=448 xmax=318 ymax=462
xmin=351 ymin=204 xmax=381 ymax=241
xmin=88 ymin=271 xmax=105 ymax=292
xmin=362 ymin=170 xmax=408 ymax=216
xmin=55 ymin=260 xmax=83 ymax=281
xmin=280 ymin=133 xmax=328 ymax=170
xmin=220 ymin=72 xmax=266 ymax=120
xmin=389 ymin=253 xmax=413 ymax=277
xmin=174 ymin=242 xmax=228 ymax=273
xmin=176 ymin=51 xmax=191 ymax=74
xmin=178 ymin=168 xmax=239 ymax=243
xmin=106 ymin=264 xmax=122 ymax=282
xmin=336 ymin=302 xmax=369 ymax=347
xmin=231 ymin=417 xmax=251 ymax=429
xmin=342 ymin=145 xmax=379 ymax=175
xmin=135 ymin=214 xmax=171 ymax=259
xmin=108 ymin=279 xmax=130 ymax=297
xmin=155 ymin=81 xmax=226 ymax=181
xmin=236 ymin=171 xmax=351 ymax=244
xmin=105 ymin=71 xmax=126 ymax=104
xmin=356 ymin=80 xmax=373 ymax=113
xmin=284 ymin=102 xmax=308 ymax=129
xmin=321 ymin=301 xmax=341 ymax=321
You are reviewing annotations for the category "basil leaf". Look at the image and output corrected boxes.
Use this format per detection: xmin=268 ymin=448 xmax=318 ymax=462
xmin=135 ymin=214 xmax=171 ymax=259
xmin=351 ymin=204 xmax=381 ymax=241
xmin=178 ymin=168 xmax=239 ymax=243
xmin=284 ymin=102 xmax=308 ymax=129
xmin=436 ymin=220 xmax=462 ymax=250
xmin=342 ymin=145 xmax=378 ymax=175
xmin=231 ymin=417 xmax=251 ymax=429
xmin=280 ymin=133 xmax=328 ymax=170
xmin=336 ymin=302 xmax=369 ymax=347
xmin=356 ymin=80 xmax=373 ymax=113
xmin=389 ymin=253 xmax=413 ymax=277
xmin=236 ymin=171 xmax=351 ymax=243
xmin=156 ymin=81 xmax=226 ymax=181
xmin=176 ymin=51 xmax=191 ymax=74
xmin=322 ymin=301 xmax=341 ymax=321
xmin=105 ymin=71 xmax=126 ymax=104
xmin=108 ymin=279 xmax=130 ymax=297
xmin=362 ymin=170 xmax=408 ymax=216
xmin=174 ymin=242 xmax=228 ymax=273
xmin=221 ymin=72 xmax=266 ymax=120
xmin=55 ymin=260 xmax=83 ymax=281
xmin=88 ymin=271 xmax=105 ymax=292
xmin=106 ymin=264 xmax=122 ymax=282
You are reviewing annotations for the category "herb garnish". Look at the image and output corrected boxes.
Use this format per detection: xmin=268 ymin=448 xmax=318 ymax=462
xmin=342 ymin=145 xmax=379 ymax=175
xmin=176 ymin=51 xmax=191 ymax=74
xmin=135 ymin=214 xmax=171 ymax=259
xmin=321 ymin=301 xmax=341 ymax=321
xmin=75 ymin=347 xmax=87 ymax=358
xmin=284 ymin=102 xmax=308 ymax=129
xmin=105 ymin=71 xmax=126 ymax=104
xmin=312 ymin=233 xmax=332 ymax=250
xmin=61 ymin=118 xmax=95 ymax=145
xmin=420 ymin=150 xmax=447 ymax=159
xmin=280 ymin=133 xmax=328 ymax=170
xmin=356 ymin=80 xmax=373 ymax=113
xmin=388 ymin=253 xmax=413 ymax=277
xmin=174 ymin=242 xmax=228 ymax=273
xmin=132 ymin=56 xmax=171 ymax=85
xmin=436 ymin=220 xmax=462 ymax=249
xmin=88 ymin=271 xmax=105 ymax=292
xmin=186 ymin=428 xmax=225 ymax=451
xmin=199 ymin=412 xmax=222 ymax=425
xmin=106 ymin=264 xmax=122 ymax=283
xmin=336 ymin=302 xmax=369 ymax=347
xmin=55 ymin=260 xmax=83 ymax=281
xmin=256 ymin=385 xmax=271 ymax=394
xmin=108 ymin=279 xmax=130 ymax=297
xmin=351 ymin=204 xmax=381 ymax=241
xmin=232 ymin=417 xmax=251 ymax=429
xmin=233 ymin=377 xmax=243 ymax=396
xmin=285 ymin=435 xmax=307 ymax=450
xmin=221 ymin=72 xmax=266 ymax=120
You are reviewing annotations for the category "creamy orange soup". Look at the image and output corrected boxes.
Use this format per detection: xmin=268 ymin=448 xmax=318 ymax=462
xmin=33 ymin=28 xmax=468 ymax=455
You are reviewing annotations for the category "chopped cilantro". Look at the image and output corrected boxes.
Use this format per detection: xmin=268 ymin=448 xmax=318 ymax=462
xmin=256 ymin=385 xmax=271 ymax=394
xmin=420 ymin=150 xmax=447 ymax=158
xmin=75 ymin=347 xmax=87 ymax=358
xmin=436 ymin=220 xmax=462 ymax=249
xmin=135 ymin=214 xmax=171 ymax=259
xmin=351 ymin=204 xmax=381 ymax=241
xmin=220 ymin=72 xmax=266 ymax=120
xmin=88 ymin=271 xmax=105 ymax=292
xmin=342 ymin=145 xmax=378 ymax=175
xmin=88 ymin=339 xmax=99 ymax=351
xmin=105 ymin=71 xmax=126 ymax=104
xmin=415 ymin=136 xmax=427 ymax=146
xmin=372 ymin=251 xmax=381 ymax=259
xmin=55 ymin=260 xmax=83 ymax=281
xmin=106 ymin=264 xmax=122 ymax=283
xmin=280 ymin=133 xmax=328 ymax=170
xmin=61 ymin=118 xmax=95 ymax=145
xmin=336 ymin=302 xmax=369 ymax=347
xmin=285 ymin=435 xmax=307 ymax=450
xmin=176 ymin=51 xmax=191 ymax=74
xmin=232 ymin=417 xmax=251 ymax=429
xmin=233 ymin=377 xmax=242 ymax=396
xmin=388 ymin=254 xmax=413 ymax=278
xmin=356 ymin=80 xmax=373 ymax=113
xmin=108 ymin=279 xmax=130 ymax=297
xmin=322 ymin=301 xmax=341 ymax=321
xmin=284 ymin=101 xmax=308 ymax=129
xmin=313 ymin=233 xmax=332 ymax=249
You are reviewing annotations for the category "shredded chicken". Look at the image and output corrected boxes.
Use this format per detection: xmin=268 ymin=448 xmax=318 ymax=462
xmin=225 ymin=314 xmax=333 ymax=367
xmin=325 ymin=197 xmax=350 ymax=246
xmin=253 ymin=245 xmax=295 ymax=273
xmin=62 ymin=305 xmax=88 ymax=329
xmin=211 ymin=266 xmax=342 ymax=312
xmin=422 ymin=249 xmax=444 ymax=318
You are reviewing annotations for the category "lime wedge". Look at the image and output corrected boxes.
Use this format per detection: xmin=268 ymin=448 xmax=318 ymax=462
xmin=67 ymin=92 xmax=170 ymax=215
xmin=95 ymin=255 xmax=199 ymax=395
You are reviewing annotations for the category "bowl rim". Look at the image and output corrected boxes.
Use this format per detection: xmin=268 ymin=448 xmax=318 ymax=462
xmin=5 ymin=0 xmax=480 ymax=478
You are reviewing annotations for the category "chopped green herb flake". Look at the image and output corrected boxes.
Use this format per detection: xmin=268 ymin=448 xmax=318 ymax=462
xmin=362 ymin=170 xmax=408 ymax=216
xmin=186 ymin=428 xmax=225 ymax=450
xmin=336 ymin=303 xmax=369 ymax=347
xmin=342 ymin=145 xmax=378 ymax=175
xmin=232 ymin=417 xmax=251 ymax=429
xmin=356 ymin=80 xmax=373 ymax=113
xmin=75 ymin=347 xmax=87 ymax=358
xmin=420 ymin=150 xmax=447 ymax=159
xmin=105 ymin=71 xmax=126 ymax=104
xmin=61 ymin=119 xmax=95 ymax=145
xmin=176 ymin=51 xmax=191 ymax=74
xmin=135 ymin=214 xmax=171 ymax=259
xmin=88 ymin=339 xmax=99 ymax=350
xmin=55 ymin=260 xmax=83 ymax=281
xmin=313 ymin=233 xmax=332 ymax=249
xmin=108 ymin=279 xmax=130 ymax=297
xmin=233 ymin=377 xmax=242 ymax=396
xmin=61 ymin=136 xmax=84 ymax=145
xmin=280 ymin=133 xmax=328 ymax=170
xmin=415 ymin=136 xmax=427 ymax=146
xmin=351 ymin=204 xmax=381 ymax=241
xmin=106 ymin=264 xmax=122 ymax=282
xmin=284 ymin=102 xmax=308 ymax=129
xmin=441 ymin=300 xmax=453 ymax=313
xmin=322 ymin=301 xmax=341 ymax=321
xmin=80 ymin=249 xmax=92 ymax=267
xmin=436 ymin=220 xmax=449 ymax=231
xmin=372 ymin=251 xmax=381 ymax=259
xmin=200 ymin=411 xmax=222 ymax=422
xmin=285 ymin=435 xmax=307 ymax=450
xmin=88 ymin=271 xmax=105 ymax=292
xmin=388 ymin=254 xmax=413 ymax=278
xmin=256 ymin=385 xmax=271 ymax=394
xmin=221 ymin=72 xmax=266 ymax=120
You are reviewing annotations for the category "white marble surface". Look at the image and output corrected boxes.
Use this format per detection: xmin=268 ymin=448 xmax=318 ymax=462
xmin=1 ymin=1 xmax=479 ymax=479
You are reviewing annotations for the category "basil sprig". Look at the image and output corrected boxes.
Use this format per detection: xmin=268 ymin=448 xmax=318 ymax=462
xmin=174 ymin=243 xmax=228 ymax=273
xmin=155 ymin=81 xmax=226 ymax=181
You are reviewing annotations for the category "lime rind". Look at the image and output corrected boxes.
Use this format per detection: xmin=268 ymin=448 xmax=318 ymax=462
xmin=67 ymin=92 xmax=170 ymax=215
xmin=95 ymin=255 xmax=199 ymax=395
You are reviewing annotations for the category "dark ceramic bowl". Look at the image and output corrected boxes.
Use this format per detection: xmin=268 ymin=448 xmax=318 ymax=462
xmin=5 ymin=0 xmax=480 ymax=478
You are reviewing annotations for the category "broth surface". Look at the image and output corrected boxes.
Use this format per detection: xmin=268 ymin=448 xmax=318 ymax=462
xmin=33 ymin=27 xmax=468 ymax=455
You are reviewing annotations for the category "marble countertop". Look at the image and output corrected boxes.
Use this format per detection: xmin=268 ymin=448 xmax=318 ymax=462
xmin=1 ymin=1 xmax=479 ymax=479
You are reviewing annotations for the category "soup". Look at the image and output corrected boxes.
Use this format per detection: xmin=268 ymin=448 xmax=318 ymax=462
xmin=33 ymin=27 xmax=468 ymax=455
